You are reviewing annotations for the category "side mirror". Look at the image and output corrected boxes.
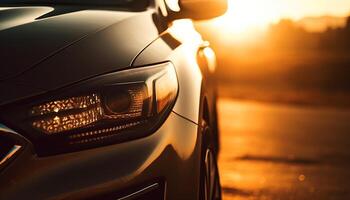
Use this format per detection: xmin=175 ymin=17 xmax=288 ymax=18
xmin=172 ymin=0 xmax=228 ymax=20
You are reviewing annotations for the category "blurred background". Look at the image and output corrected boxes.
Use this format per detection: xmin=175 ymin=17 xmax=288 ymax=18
xmin=195 ymin=0 xmax=350 ymax=199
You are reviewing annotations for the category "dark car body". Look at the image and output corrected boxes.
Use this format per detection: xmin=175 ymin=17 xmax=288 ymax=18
xmin=0 ymin=0 xmax=226 ymax=199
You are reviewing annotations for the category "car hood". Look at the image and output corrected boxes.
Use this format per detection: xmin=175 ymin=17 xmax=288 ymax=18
xmin=0 ymin=6 xmax=161 ymax=106
xmin=0 ymin=6 xmax=133 ymax=80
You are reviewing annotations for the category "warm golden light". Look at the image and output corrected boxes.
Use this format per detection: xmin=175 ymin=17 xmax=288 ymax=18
xmin=209 ymin=0 xmax=350 ymax=39
xmin=212 ymin=0 xmax=280 ymax=34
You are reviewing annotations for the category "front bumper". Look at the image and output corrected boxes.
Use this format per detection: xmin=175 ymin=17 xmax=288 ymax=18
xmin=0 ymin=112 xmax=202 ymax=200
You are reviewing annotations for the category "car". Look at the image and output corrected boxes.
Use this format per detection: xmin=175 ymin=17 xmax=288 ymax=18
xmin=0 ymin=0 xmax=227 ymax=199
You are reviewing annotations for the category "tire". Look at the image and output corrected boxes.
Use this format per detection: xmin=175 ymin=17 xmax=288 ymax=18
xmin=199 ymin=124 xmax=222 ymax=200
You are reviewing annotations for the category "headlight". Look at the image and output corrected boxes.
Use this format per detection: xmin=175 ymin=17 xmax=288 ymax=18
xmin=0 ymin=62 xmax=178 ymax=156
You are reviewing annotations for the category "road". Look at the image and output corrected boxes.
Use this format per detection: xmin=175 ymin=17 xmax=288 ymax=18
xmin=218 ymin=98 xmax=350 ymax=200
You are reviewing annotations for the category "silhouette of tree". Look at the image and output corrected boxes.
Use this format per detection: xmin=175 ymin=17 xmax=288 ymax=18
xmin=265 ymin=16 xmax=350 ymax=51
xmin=346 ymin=16 xmax=350 ymax=30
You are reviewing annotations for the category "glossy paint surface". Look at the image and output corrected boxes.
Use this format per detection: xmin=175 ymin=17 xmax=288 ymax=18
xmin=0 ymin=6 xmax=133 ymax=80
xmin=133 ymin=20 xmax=208 ymax=124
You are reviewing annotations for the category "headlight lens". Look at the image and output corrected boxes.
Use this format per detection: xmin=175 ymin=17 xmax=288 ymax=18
xmin=0 ymin=62 xmax=178 ymax=156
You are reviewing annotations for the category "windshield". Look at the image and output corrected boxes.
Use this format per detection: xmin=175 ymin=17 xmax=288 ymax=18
xmin=0 ymin=0 xmax=148 ymax=6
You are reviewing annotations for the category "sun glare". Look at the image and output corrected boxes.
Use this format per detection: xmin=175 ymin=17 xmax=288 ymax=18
xmin=207 ymin=0 xmax=285 ymax=43
xmin=209 ymin=0 xmax=350 ymax=41
xmin=212 ymin=0 xmax=281 ymax=35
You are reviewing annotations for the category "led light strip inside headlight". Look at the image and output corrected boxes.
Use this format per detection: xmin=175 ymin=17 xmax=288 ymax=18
xmin=31 ymin=94 xmax=104 ymax=134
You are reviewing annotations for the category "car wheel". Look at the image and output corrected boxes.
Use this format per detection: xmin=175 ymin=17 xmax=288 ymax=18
xmin=200 ymin=124 xmax=222 ymax=200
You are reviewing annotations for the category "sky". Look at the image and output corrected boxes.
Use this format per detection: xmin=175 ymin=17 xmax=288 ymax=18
xmin=211 ymin=0 xmax=350 ymax=35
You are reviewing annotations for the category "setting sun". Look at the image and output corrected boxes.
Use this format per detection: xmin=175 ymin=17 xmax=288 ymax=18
xmin=212 ymin=0 xmax=281 ymax=34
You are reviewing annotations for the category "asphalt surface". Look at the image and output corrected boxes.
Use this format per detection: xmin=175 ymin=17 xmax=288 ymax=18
xmin=218 ymin=98 xmax=350 ymax=200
